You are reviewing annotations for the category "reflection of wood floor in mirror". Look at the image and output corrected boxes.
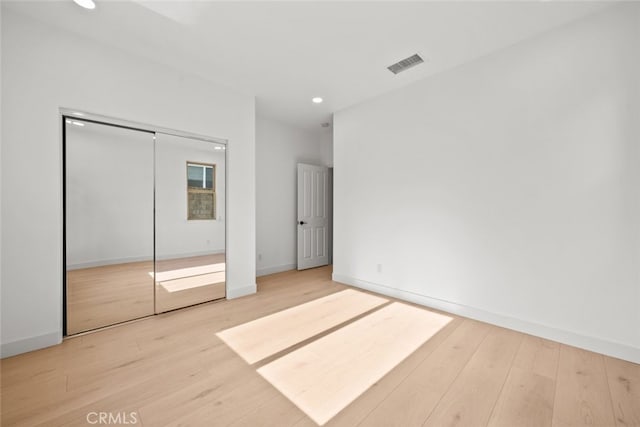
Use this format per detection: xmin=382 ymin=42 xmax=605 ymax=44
xmin=7 ymin=266 xmax=637 ymax=427
xmin=156 ymin=254 xmax=226 ymax=314
xmin=66 ymin=260 xmax=155 ymax=335
xmin=67 ymin=254 xmax=226 ymax=335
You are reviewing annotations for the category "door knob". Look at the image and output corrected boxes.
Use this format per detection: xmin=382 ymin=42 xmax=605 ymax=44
xmin=299 ymin=221 xmax=306 ymax=225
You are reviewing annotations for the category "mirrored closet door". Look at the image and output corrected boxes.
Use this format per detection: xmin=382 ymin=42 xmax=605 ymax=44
xmin=65 ymin=119 xmax=155 ymax=335
xmin=154 ymin=133 xmax=226 ymax=313
xmin=65 ymin=118 xmax=226 ymax=335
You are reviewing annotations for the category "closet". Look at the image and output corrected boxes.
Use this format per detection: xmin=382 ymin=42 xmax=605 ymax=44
xmin=64 ymin=116 xmax=226 ymax=335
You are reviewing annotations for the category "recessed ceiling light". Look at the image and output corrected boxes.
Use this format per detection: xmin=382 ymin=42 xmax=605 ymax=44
xmin=312 ymin=97 xmax=323 ymax=104
xmin=73 ymin=0 xmax=96 ymax=10
xmin=73 ymin=112 xmax=85 ymax=116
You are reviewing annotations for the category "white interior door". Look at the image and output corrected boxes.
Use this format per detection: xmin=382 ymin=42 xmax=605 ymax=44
xmin=297 ymin=163 xmax=329 ymax=270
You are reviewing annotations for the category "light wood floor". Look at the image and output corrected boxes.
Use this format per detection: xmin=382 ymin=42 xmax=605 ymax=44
xmin=3 ymin=266 xmax=639 ymax=426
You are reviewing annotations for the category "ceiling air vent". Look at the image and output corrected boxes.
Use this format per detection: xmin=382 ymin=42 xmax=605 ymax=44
xmin=387 ymin=54 xmax=424 ymax=75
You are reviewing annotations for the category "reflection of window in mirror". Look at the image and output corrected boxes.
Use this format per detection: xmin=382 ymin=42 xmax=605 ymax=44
xmin=187 ymin=162 xmax=216 ymax=220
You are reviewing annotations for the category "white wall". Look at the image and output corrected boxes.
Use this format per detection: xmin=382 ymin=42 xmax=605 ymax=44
xmin=66 ymin=121 xmax=155 ymax=268
xmin=255 ymin=116 xmax=325 ymax=276
xmin=319 ymin=128 xmax=334 ymax=168
xmin=334 ymin=4 xmax=640 ymax=362
xmin=0 ymin=3 xmax=4 ymax=338
xmin=0 ymin=9 xmax=256 ymax=357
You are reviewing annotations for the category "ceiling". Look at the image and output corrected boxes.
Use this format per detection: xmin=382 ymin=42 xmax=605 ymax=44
xmin=5 ymin=1 xmax=612 ymax=132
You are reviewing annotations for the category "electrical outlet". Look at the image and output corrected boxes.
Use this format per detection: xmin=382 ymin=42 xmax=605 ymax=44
xmin=377 ymin=263 xmax=382 ymax=273
xmin=258 ymin=253 xmax=263 ymax=261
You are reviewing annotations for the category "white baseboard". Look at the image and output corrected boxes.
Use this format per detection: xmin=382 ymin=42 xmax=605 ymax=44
xmin=333 ymin=273 xmax=640 ymax=364
xmin=68 ymin=250 xmax=226 ymax=270
xmin=1 ymin=331 xmax=62 ymax=359
xmin=227 ymin=283 xmax=257 ymax=299
xmin=67 ymin=256 xmax=153 ymax=270
xmin=156 ymin=249 xmax=225 ymax=261
xmin=256 ymin=263 xmax=296 ymax=277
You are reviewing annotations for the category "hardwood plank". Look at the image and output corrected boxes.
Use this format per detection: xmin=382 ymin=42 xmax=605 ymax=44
xmin=488 ymin=368 xmax=556 ymax=427
xmin=4 ymin=343 xmax=217 ymax=426
xmin=160 ymin=374 xmax=287 ymax=427
xmin=552 ymin=345 xmax=617 ymax=427
xmin=604 ymin=356 xmax=640 ymax=426
xmin=512 ymin=335 xmax=561 ymax=380
xmin=487 ymin=336 xmax=560 ymax=427
xmin=136 ymin=361 xmax=257 ymax=426
xmin=359 ymin=319 xmax=490 ymax=427
xmin=1 ymin=375 xmax=68 ymax=425
xmin=319 ymin=316 xmax=465 ymax=427
xmin=23 ymin=345 xmax=242 ymax=427
xmin=422 ymin=327 xmax=522 ymax=427
xmin=228 ymin=392 xmax=307 ymax=427
xmin=0 ymin=337 xmax=83 ymax=386
xmin=65 ymin=338 xmax=222 ymax=392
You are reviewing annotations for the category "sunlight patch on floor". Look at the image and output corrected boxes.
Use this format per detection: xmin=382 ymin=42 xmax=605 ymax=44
xmin=216 ymin=289 xmax=388 ymax=364
xmin=148 ymin=262 xmax=225 ymax=281
xmin=158 ymin=271 xmax=226 ymax=293
xmin=257 ymin=302 xmax=452 ymax=425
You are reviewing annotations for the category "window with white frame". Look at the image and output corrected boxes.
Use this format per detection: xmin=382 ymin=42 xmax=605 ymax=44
xmin=187 ymin=162 xmax=215 ymax=220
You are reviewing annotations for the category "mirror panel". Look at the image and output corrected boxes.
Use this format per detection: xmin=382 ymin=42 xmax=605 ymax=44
xmin=154 ymin=133 xmax=226 ymax=313
xmin=65 ymin=120 xmax=155 ymax=334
